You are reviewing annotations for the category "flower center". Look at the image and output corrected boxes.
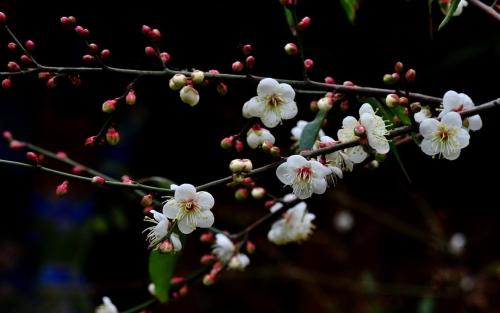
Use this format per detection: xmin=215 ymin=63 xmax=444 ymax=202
xmin=296 ymin=166 xmax=312 ymax=182
xmin=452 ymin=104 xmax=464 ymax=112
xmin=181 ymin=199 xmax=198 ymax=212
xmin=266 ymin=94 xmax=284 ymax=108
xmin=436 ymin=125 xmax=455 ymax=141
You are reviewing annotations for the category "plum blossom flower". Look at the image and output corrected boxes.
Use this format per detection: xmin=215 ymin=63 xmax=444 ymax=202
xmin=242 ymin=78 xmax=298 ymax=128
xmin=270 ymin=193 xmax=297 ymax=213
xmin=358 ymin=103 xmax=390 ymax=154
xmin=291 ymin=120 xmax=325 ymax=142
xmin=440 ymin=90 xmax=482 ymax=131
xmin=163 ymin=184 xmax=215 ymax=234
xmin=144 ymin=210 xmax=182 ymax=251
xmin=212 ymin=233 xmax=250 ymax=270
xmin=414 ymin=106 xmax=432 ymax=123
xmin=276 ymin=155 xmax=332 ymax=199
xmin=453 ymin=0 xmax=468 ymax=16
xmin=95 ymin=297 xmax=118 ymax=313
xmin=419 ymin=111 xmax=470 ymax=160
xmin=317 ymin=135 xmax=359 ymax=172
xmin=246 ymin=124 xmax=275 ymax=149
xmin=268 ymin=201 xmax=315 ymax=245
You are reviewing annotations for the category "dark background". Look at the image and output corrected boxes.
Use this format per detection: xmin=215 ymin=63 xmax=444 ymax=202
xmin=0 ymin=0 xmax=499 ymax=312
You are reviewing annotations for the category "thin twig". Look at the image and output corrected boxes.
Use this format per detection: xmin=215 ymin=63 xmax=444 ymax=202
xmin=469 ymin=0 xmax=500 ymax=21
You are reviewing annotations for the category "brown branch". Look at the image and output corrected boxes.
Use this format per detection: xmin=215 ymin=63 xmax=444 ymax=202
xmin=469 ymin=0 xmax=500 ymax=21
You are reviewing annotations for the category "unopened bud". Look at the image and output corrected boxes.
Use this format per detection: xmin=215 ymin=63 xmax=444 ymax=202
xmin=179 ymin=85 xmax=200 ymax=106
xmin=270 ymin=146 xmax=281 ymax=157
xmin=383 ymin=73 xmax=398 ymax=85
xmin=234 ymin=139 xmax=244 ymax=152
xmin=7 ymin=61 xmax=20 ymax=72
xmin=149 ymin=29 xmax=162 ymax=41
xmin=158 ymin=240 xmax=173 ymax=253
xmin=216 ymin=82 xmax=228 ymax=96
xmin=26 ymin=152 xmax=39 ymax=165
xmin=261 ymin=141 xmax=273 ymax=152
xmin=220 ymin=136 xmax=233 ymax=149
xmin=38 ymin=72 xmax=51 ymax=80
xmin=178 ymin=285 xmax=188 ymax=297
xmin=304 ymin=59 xmax=314 ymax=70
xmin=309 ymin=100 xmax=318 ymax=112
xmin=7 ymin=42 xmax=16 ymax=51
xmin=46 ymin=77 xmax=58 ymax=88
xmin=3 ymin=131 xmax=13 ymax=141
xmin=243 ymin=177 xmax=255 ymax=187
xmin=10 ymin=140 xmax=25 ymax=150
xmin=141 ymin=194 xmax=153 ymax=207
xmin=317 ymin=96 xmax=333 ymax=112
xmin=20 ymin=55 xmax=31 ymax=63
xmin=200 ymin=232 xmax=214 ymax=243
xmin=102 ymin=99 xmax=117 ymax=113
xmin=105 ymin=128 xmax=120 ymax=145
xmin=297 ymin=16 xmax=311 ymax=30
xmin=394 ymin=61 xmax=404 ymax=73
xmin=235 ymin=188 xmax=249 ymax=201
xmin=405 ymin=69 xmax=416 ymax=82
xmin=200 ymin=254 xmax=215 ymax=264
xmin=203 ymin=274 xmax=216 ymax=286
xmin=145 ymin=46 xmax=156 ymax=57
xmin=392 ymin=115 xmax=401 ymax=126
xmin=88 ymin=43 xmax=98 ymax=52
xmin=191 ymin=70 xmax=205 ymax=85
xmin=385 ymin=94 xmax=400 ymax=108
xmin=246 ymin=240 xmax=256 ymax=254
xmin=85 ymin=136 xmax=96 ymax=147
xmin=100 ymin=49 xmax=110 ymax=58
xmin=410 ymin=102 xmax=422 ymax=113
xmin=72 ymin=166 xmax=83 ymax=174
xmin=251 ymin=187 xmax=266 ymax=199
xmin=242 ymin=44 xmax=252 ymax=55
xmin=284 ymin=43 xmax=298 ymax=55
xmin=368 ymin=160 xmax=379 ymax=169
xmin=60 ymin=16 xmax=75 ymax=26
xmin=399 ymin=96 xmax=409 ymax=107
xmin=245 ymin=55 xmax=255 ymax=69
xmin=126 ymin=90 xmax=136 ymax=105
xmin=159 ymin=52 xmax=170 ymax=64
xmin=340 ymin=100 xmax=350 ymax=112
xmin=56 ymin=180 xmax=69 ymax=197
xmin=141 ymin=24 xmax=151 ymax=35
xmin=324 ymin=76 xmax=335 ymax=84
xmin=91 ymin=176 xmax=106 ymax=185
xmin=169 ymin=74 xmax=187 ymax=90
xmin=75 ymin=25 xmax=89 ymax=37
xmin=82 ymin=54 xmax=95 ymax=62
xmin=0 ymin=12 xmax=7 ymax=24
xmin=354 ymin=125 xmax=366 ymax=137
xmin=229 ymin=159 xmax=253 ymax=173
xmin=2 ymin=78 xmax=12 ymax=89
xmin=171 ymin=277 xmax=186 ymax=285
xmin=231 ymin=61 xmax=244 ymax=72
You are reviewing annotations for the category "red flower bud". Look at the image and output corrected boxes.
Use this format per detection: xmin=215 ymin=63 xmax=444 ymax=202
xmin=141 ymin=24 xmax=151 ymax=35
xmin=200 ymin=232 xmax=214 ymax=243
xmin=7 ymin=61 xmax=20 ymax=72
xmin=245 ymin=55 xmax=255 ymax=69
xmin=200 ymin=254 xmax=215 ymax=264
xmin=100 ymin=49 xmax=110 ymax=58
xmin=234 ymin=139 xmax=244 ymax=152
xmin=102 ymin=99 xmax=117 ymax=113
xmin=246 ymin=240 xmax=256 ymax=254
xmin=88 ymin=43 xmax=98 ymax=52
xmin=3 ymin=131 xmax=13 ymax=141
xmin=297 ymin=16 xmax=311 ymax=30
xmin=7 ymin=42 xmax=16 ymax=51
xmin=26 ymin=152 xmax=39 ymax=165
xmin=85 ymin=136 xmax=97 ymax=147
xmin=105 ymin=128 xmax=120 ymax=145
xmin=149 ymin=29 xmax=161 ymax=41
xmin=304 ymin=58 xmax=314 ymax=70
xmin=2 ymin=78 xmax=12 ymax=89
xmin=25 ymin=40 xmax=35 ymax=51
xmin=20 ymin=55 xmax=31 ymax=63
xmin=56 ymin=180 xmax=69 ymax=197
xmin=126 ymin=90 xmax=136 ymax=105
xmin=91 ymin=176 xmax=106 ymax=185
xmin=9 ymin=140 xmax=25 ymax=150
xmin=145 ymin=46 xmax=156 ymax=57
xmin=141 ymin=194 xmax=153 ymax=207
xmin=242 ymin=44 xmax=252 ymax=55
xmin=231 ymin=61 xmax=244 ymax=72
xmin=0 ymin=12 xmax=7 ymax=24
xmin=82 ymin=54 xmax=95 ymax=62
xmin=324 ymin=76 xmax=335 ymax=84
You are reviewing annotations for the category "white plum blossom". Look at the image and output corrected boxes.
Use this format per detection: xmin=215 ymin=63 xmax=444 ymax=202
xmin=358 ymin=103 xmax=390 ymax=154
xmin=419 ymin=111 xmax=470 ymax=160
xmin=276 ymin=155 xmax=332 ymax=199
xmin=449 ymin=232 xmax=466 ymax=255
xmin=268 ymin=201 xmax=316 ymax=245
xmin=246 ymin=125 xmax=275 ymax=149
xmin=317 ymin=135 xmax=357 ymax=172
xmin=453 ymin=0 xmax=468 ymax=16
xmin=337 ymin=117 xmax=369 ymax=164
xmin=270 ymin=193 xmax=297 ymax=213
xmin=414 ymin=106 xmax=432 ymax=123
xmin=291 ymin=120 xmax=325 ymax=142
xmin=163 ymin=184 xmax=215 ymax=234
xmin=144 ymin=210 xmax=182 ymax=251
xmin=212 ymin=233 xmax=250 ymax=270
xmin=440 ymin=90 xmax=482 ymax=131
xmin=95 ymin=297 xmax=118 ymax=313
xmin=334 ymin=210 xmax=354 ymax=232
xmin=242 ymin=78 xmax=298 ymax=128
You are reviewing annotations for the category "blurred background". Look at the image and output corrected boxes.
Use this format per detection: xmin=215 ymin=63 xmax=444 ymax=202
xmin=0 ymin=0 xmax=499 ymax=312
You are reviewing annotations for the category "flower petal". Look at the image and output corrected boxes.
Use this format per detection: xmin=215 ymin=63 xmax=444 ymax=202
xmin=420 ymin=139 xmax=438 ymax=156
xmin=342 ymin=116 xmax=358 ymax=129
xmin=243 ymin=97 xmax=264 ymax=118
xmin=441 ymin=112 xmax=462 ymax=129
xmin=197 ymin=191 xmax=215 ymax=210
xmin=287 ymin=154 xmax=308 ymax=168
xmin=456 ymin=128 xmax=470 ymax=148
xmin=279 ymin=100 xmax=298 ymax=120
xmin=260 ymin=109 xmax=281 ymax=128
xmin=467 ymin=115 xmax=482 ymax=131
xmin=443 ymin=90 xmax=461 ymax=111
xmin=278 ymin=83 xmax=295 ymax=101
xmin=312 ymin=178 xmax=327 ymax=195
xmin=196 ymin=210 xmax=214 ymax=228
xmin=443 ymin=148 xmax=460 ymax=160
xmin=246 ymin=132 xmax=260 ymax=149
xmin=257 ymin=78 xmax=280 ymax=97
xmin=359 ymin=103 xmax=374 ymax=115
xmin=276 ymin=163 xmax=295 ymax=185
xmin=346 ymin=146 xmax=368 ymax=163
xmin=310 ymin=160 xmax=331 ymax=177
xmin=175 ymin=184 xmax=197 ymax=202
xmin=177 ymin=217 xmax=195 ymax=234
xmin=163 ymin=200 xmax=179 ymax=219
xmin=459 ymin=93 xmax=474 ymax=110
xmin=367 ymin=134 xmax=390 ymax=154
xmin=170 ymin=233 xmax=182 ymax=252
xmin=419 ymin=118 xmax=439 ymax=138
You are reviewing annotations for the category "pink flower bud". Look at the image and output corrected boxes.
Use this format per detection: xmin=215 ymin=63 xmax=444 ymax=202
xmin=200 ymin=254 xmax=215 ymax=264
xmin=105 ymin=128 xmax=120 ymax=145
xmin=2 ymin=78 xmax=11 ymax=89
xmin=56 ymin=180 xmax=69 ymax=197
xmin=149 ymin=29 xmax=161 ymax=41
xmin=203 ymin=274 xmax=216 ymax=286
xmin=171 ymin=277 xmax=186 ymax=285
xmin=82 ymin=54 xmax=94 ymax=62
xmin=159 ymin=52 xmax=170 ymax=64
xmin=0 ymin=12 xmax=7 ymax=24
xmin=88 ymin=43 xmax=98 ymax=52
xmin=26 ymin=152 xmax=39 ymax=165
xmin=297 ymin=16 xmax=311 ymax=30
xmin=200 ymin=232 xmax=214 ymax=243
xmin=234 ymin=139 xmax=244 ymax=152
xmin=20 ymin=55 xmax=31 ymax=63
xmin=405 ymin=69 xmax=416 ymax=82
xmin=143 ymin=205 xmax=153 ymax=214
xmin=145 ymin=46 xmax=156 ymax=57
xmin=38 ymin=72 xmax=51 ymax=80
xmin=242 ymin=44 xmax=252 ymax=55
xmin=72 ymin=166 xmax=83 ymax=174
xmin=10 ymin=140 xmax=25 ymax=150
xmin=7 ymin=42 xmax=16 ymax=51
xmin=56 ymin=151 xmax=67 ymax=159
xmin=394 ymin=61 xmax=404 ymax=73
xmin=126 ymin=90 xmax=136 ymax=105
xmin=85 ymin=136 xmax=96 ymax=147
xmin=265 ymin=200 xmax=275 ymax=209
xmin=158 ymin=240 xmax=173 ymax=253
xmin=284 ymin=43 xmax=298 ymax=55
xmin=399 ymin=96 xmax=409 ymax=106
xmin=324 ymin=76 xmax=335 ymax=84
xmin=25 ymin=40 xmax=35 ymax=51
xmin=179 ymin=285 xmax=188 ymax=297
xmin=141 ymin=25 xmax=151 ymax=35
xmin=141 ymin=194 xmax=153 ymax=207
xmin=270 ymin=146 xmax=281 ymax=157
xmin=246 ymin=241 xmax=256 ymax=254
xmin=46 ymin=77 xmax=58 ymax=88
xmin=121 ymin=175 xmax=134 ymax=184
xmin=102 ymin=99 xmax=117 ymax=113
xmin=410 ymin=102 xmax=422 ymax=113
xmin=243 ymin=177 xmax=254 ymax=187
xmin=245 ymin=55 xmax=255 ymax=69
xmin=91 ymin=176 xmax=106 ymax=185
xmin=60 ymin=16 xmax=71 ymax=26
xmin=235 ymin=188 xmax=249 ymax=201
xmin=304 ymin=58 xmax=314 ymax=70
xmin=354 ymin=125 xmax=366 ymax=137
xmin=75 ymin=26 xmax=89 ymax=37
xmin=220 ymin=136 xmax=233 ymax=149
xmin=251 ymin=187 xmax=266 ymax=199
xmin=100 ymin=49 xmax=110 ymax=58
xmin=7 ymin=61 xmax=20 ymax=72
xmin=216 ymin=82 xmax=228 ymax=96
xmin=231 ymin=61 xmax=244 ymax=72
xmin=3 ymin=131 xmax=13 ymax=141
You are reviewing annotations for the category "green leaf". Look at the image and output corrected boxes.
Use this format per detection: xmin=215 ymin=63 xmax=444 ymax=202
xmin=149 ymin=250 xmax=177 ymax=302
xmin=390 ymin=141 xmax=412 ymax=183
xmin=438 ymin=0 xmax=460 ymax=30
xmin=340 ymin=0 xmax=359 ymax=23
xmin=418 ymin=297 xmax=435 ymax=313
xmin=299 ymin=110 xmax=327 ymax=151
xmin=391 ymin=106 xmax=411 ymax=125
xmin=283 ymin=6 xmax=297 ymax=36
